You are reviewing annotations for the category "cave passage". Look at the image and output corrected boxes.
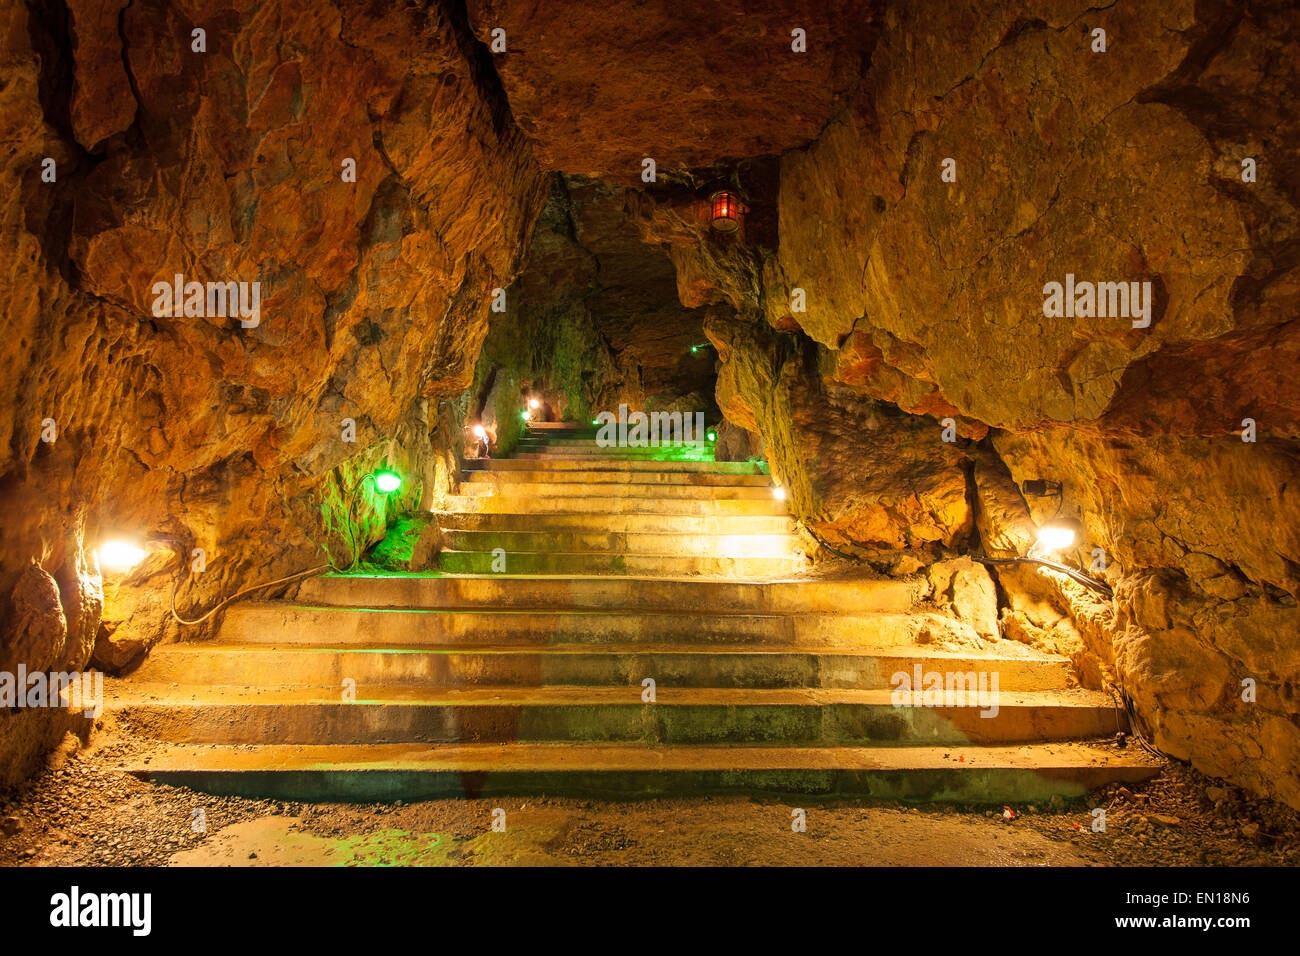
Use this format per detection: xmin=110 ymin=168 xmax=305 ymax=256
xmin=1 ymin=0 xmax=1299 ymax=881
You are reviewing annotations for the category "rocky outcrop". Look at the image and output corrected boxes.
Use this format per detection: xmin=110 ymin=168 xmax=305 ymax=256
xmin=710 ymin=314 xmax=973 ymax=563
xmin=465 ymin=0 xmax=878 ymax=182
xmin=742 ymin=0 xmax=1300 ymax=806
xmin=0 ymin=0 xmax=546 ymax=777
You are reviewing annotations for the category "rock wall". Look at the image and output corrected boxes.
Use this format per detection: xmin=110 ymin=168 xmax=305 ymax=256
xmin=691 ymin=0 xmax=1300 ymax=806
xmin=0 ymin=0 xmax=546 ymax=781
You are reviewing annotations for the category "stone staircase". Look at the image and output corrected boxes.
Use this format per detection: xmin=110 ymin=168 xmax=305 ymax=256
xmin=107 ymin=422 xmax=1159 ymax=802
xmin=438 ymin=422 xmax=802 ymax=576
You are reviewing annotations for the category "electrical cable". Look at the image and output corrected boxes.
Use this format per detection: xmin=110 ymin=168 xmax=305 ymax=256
xmin=169 ymin=562 xmax=331 ymax=626
xmin=976 ymin=554 xmax=1114 ymax=598
xmin=798 ymin=523 xmax=860 ymax=561
xmin=169 ymin=471 xmax=386 ymax=626
xmin=1107 ymin=684 xmax=1166 ymax=759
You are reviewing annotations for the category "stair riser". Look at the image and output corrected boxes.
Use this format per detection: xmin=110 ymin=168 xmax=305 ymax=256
xmin=513 ymin=451 xmax=715 ymax=460
xmin=128 ymin=765 xmax=1157 ymax=804
xmin=136 ymin=649 xmax=1074 ymax=692
xmin=516 ymin=439 xmax=714 ymax=446
xmin=458 ymin=483 xmax=775 ymax=501
xmin=438 ymin=513 xmax=795 ymax=535
xmin=293 ymin=576 xmax=922 ymax=613
xmin=224 ymin=606 xmax=929 ymax=646
xmin=439 ymin=530 xmax=798 ymax=557
xmin=440 ymin=495 xmax=789 ymax=516
xmin=465 ymin=459 xmax=765 ymax=474
xmin=463 ymin=471 xmax=771 ymax=487
xmin=436 ymin=551 xmax=802 ymax=576
xmin=112 ymin=702 xmax=1124 ymax=746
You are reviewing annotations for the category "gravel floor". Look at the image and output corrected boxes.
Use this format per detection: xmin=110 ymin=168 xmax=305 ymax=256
xmin=1 ymin=731 xmax=1297 ymax=867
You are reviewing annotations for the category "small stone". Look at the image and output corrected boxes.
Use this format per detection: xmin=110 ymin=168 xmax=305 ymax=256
xmin=1206 ymin=786 xmax=1228 ymax=802
xmin=1240 ymin=822 xmax=1260 ymax=839
xmin=1 ymin=816 xmax=22 ymax=835
xmin=1152 ymin=814 xmax=1181 ymax=827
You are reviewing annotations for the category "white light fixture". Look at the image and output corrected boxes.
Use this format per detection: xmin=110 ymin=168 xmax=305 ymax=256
xmin=1035 ymin=517 xmax=1083 ymax=553
xmin=99 ymin=539 xmax=149 ymax=572
xmin=528 ymin=398 xmax=540 ymax=410
xmin=472 ymin=424 xmax=486 ymax=439
xmin=773 ymin=485 xmax=786 ymax=501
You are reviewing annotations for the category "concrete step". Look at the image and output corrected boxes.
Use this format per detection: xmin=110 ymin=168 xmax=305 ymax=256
xmin=118 ymin=741 xmax=1159 ymax=803
xmin=436 ymin=511 xmax=796 ymax=535
xmin=465 ymin=458 xmax=766 ymax=475
xmin=106 ymin=684 xmax=1123 ymax=747
xmin=439 ymin=494 xmax=789 ymax=516
xmin=439 ymin=529 xmax=799 ymax=558
xmin=133 ymin=642 xmax=1076 ymax=692
xmin=514 ymin=447 xmax=714 ymax=458
xmin=517 ymin=438 xmax=713 ymax=447
xmin=221 ymin=604 xmax=940 ymax=647
xmin=456 ymin=480 xmax=777 ymax=501
xmin=293 ymin=573 xmax=922 ymax=613
xmin=462 ymin=469 xmax=772 ymax=487
xmin=435 ymin=550 xmax=803 ymax=577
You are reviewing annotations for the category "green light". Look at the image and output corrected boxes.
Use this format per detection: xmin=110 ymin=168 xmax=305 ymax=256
xmin=691 ymin=345 xmax=700 ymax=354
xmin=707 ymin=431 xmax=716 ymax=441
xmin=373 ymin=470 xmax=401 ymax=493
xmin=591 ymin=418 xmax=599 ymax=425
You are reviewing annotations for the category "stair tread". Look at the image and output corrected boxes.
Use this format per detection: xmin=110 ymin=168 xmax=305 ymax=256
xmin=231 ymin=599 xmax=919 ymax=619
xmin=151 ymin=640 xmax=1069 ymax=662
xmin=115 ymin=740 xmax=1159 ymax=773
xmin=107 ymin=683 xmax=1114 ymax=707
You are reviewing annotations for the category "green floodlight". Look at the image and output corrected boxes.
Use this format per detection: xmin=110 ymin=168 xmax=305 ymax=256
xmin=707 ymin=430 xmax=717 ymax=441
xmin=373 ymin=470 xmax=402 ymax=493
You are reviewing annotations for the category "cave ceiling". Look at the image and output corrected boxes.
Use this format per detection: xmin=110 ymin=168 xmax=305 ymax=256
xmin=465 ymin=0 xmax=880 ymax=184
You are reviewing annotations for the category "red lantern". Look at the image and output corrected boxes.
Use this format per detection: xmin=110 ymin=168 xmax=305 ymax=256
xmin=709 ymin=190 xmax=742 ymax=233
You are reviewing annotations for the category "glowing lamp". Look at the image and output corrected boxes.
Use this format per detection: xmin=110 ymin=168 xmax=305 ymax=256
xmin=99 ymin=539 xmax=148 ymax=572
xmin=773 ymin=486 xmax=786 ymax=501
xmin=707 ymin=431 xmax=717 ymax=441
xmin=1036 ymin=517 xmax=1083 ymax=552
xmin=373 ymin=470 xmax=402 ymax=493
xmin=521 ymin=410 xmax=531 ymax=421
xmin=528 ymin=398 xmax=540 ymax=410
xmin=472 ymin=424 xmax=486 ymax=439
xmin=709 ymin=190 xmax=742 ymax=233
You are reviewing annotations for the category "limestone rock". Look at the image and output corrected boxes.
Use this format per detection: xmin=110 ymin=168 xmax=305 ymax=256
xmin=710 ymin=315 xmax=973 ymax=556
xmin=4 ymin=564 xmax=67 ymax=677
xmin=926 ymin=557 xmax=1000 ymax=640
xmin=1 ymin=0 xmax=547 ymax=772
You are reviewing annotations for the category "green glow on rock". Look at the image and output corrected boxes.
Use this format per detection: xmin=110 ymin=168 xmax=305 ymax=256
xmin=373 ymin=470 xmax=401 ymax=493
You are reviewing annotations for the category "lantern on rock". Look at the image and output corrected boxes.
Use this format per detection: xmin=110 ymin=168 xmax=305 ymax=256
xmin=709 ymin=190 xmax=743 ymax=233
